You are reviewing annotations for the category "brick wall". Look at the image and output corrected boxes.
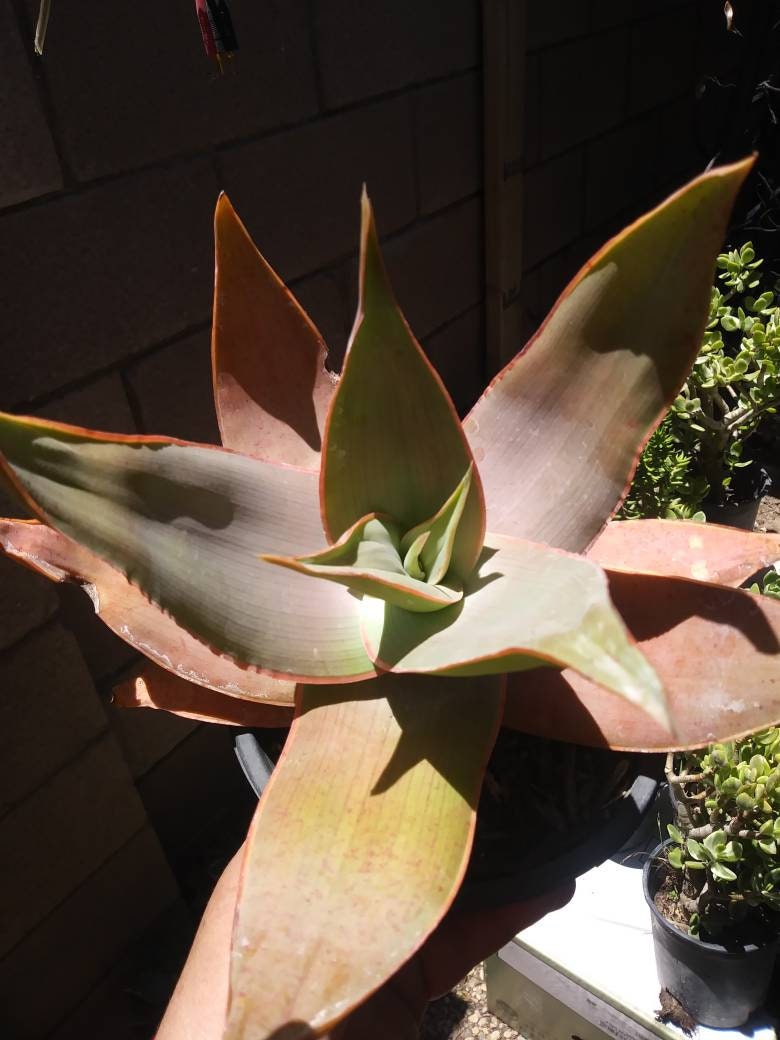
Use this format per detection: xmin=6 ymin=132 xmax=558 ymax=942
xmin=0 ymin=0 xmax=726 ymax=1033
xmin=511 ymin=0 xmax=711 ymax=347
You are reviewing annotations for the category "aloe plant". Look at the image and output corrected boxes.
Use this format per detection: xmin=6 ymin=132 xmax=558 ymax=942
xmin=3 ymin=158 xmax=780 ymax=1039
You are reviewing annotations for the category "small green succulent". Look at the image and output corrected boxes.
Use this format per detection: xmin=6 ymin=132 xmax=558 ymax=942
xmin=666 ymin=715 xmax=780 ymax=935
xmin=624 ymin=242 xmax=780 ymax=517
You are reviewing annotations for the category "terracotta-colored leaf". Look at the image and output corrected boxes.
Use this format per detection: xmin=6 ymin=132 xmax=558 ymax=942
xmin=321 ymin=191 xmax=485 ymax=577
xmin=0 ymin=414 xmax=375 ymax=682
xmin=0 ymin=517 xmax=297 ymax=705
xmin=113 ymin=663 xmax=294 ymax=725
xmin=505 ymin=570 xmax=780 ymax=750
xmin=464 ymin=158 xmax=753 ymax=552
xmin=588 ymin=519 xmax=780 ymax=587
xmin=212 ymin=194 xmax=337 ymax=467
xmin=226 ymin=674 xmax=504 ymax=1039
xmin=361 ymin=533 xmax=670 ymax=731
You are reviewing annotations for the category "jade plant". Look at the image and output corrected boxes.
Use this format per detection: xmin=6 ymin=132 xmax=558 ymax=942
xmin=624 ymin=240 xmax=780 ymax=517
xmin=664 ymin=723 xmax=780 ymax=937
xmin=4 ymin=158 xmax=780 ymax=1039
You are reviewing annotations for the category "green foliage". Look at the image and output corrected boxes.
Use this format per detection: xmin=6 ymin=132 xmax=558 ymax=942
xmin=624 ymin=242 xmax=780 ymax=516
xmin=750 ymin=566 xmax=780 ymax=600
xmin=620 ymin=417 xmax=707 ymax=520
xmin=666 ymin=697 xmax=780 ymax=936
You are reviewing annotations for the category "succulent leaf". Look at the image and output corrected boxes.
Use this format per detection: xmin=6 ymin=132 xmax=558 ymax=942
xmin=361 ymin=532 xmax=671 ymax=731
xmin=0 ymin=516 xmax=298 ymax=703
xmin=504 ymin=569 xmax=780 ymax=751
xmin=212 ymin=194 xmax=336 ymax=467
xmin=465 ymin=158 xmax=753 ymax=552
xmin=263 ymin=513 xmax=463 ymax=613
xmin=588 ymin=519 xmax=780 ymax=587
xmin=0 ymin=415 xmax=375 ymax=681
xmin=226 ymin=673 xmax=503 ymax=1039
xmin=400 ymin=465 xmax=474 ymax=584
xmin=321 ymin=191 xmax=485 ymax=577
xmin=113 ymin=663 xmax=295 ymax=726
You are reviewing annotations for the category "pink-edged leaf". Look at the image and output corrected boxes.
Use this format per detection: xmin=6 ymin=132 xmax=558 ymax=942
xmin=212 ymin=193 xmax=337 ymax=466
xmin=264 ymin=513 xmax=463 ymax=613
xmin=113 ymin=663 xmax=294 ymax=726
xmin=0 ymin=517 xmax=297 ymax=704
xmin=321 ymin=191 xmax=485 ymax=578
xmin=226 ymin=673 xmax=504 ymax=1039
xmin=0 ymin=414 xmax=375 ymax=682
xmin=504 ymin=570 xmax=780 ymax=750
xmin=588 ymin=518 xmax=780 ymax=587
xmin=464 ymin=158 xmax=753 ymax=552
xmin=360 ymin=533 xmax=669 ymax=730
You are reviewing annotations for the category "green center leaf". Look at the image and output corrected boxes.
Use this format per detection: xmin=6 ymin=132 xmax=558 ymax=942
xmin=320 ymin=190 xmax=485 ymax=579
xmin=263 ymin=513 xmax=463 ymax=613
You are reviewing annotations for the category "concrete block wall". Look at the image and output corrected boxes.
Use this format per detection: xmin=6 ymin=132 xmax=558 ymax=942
xmin=513 ymin=0 xmax=711 ymax=346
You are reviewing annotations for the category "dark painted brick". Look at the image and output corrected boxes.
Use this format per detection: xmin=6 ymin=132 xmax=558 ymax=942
xmin=629 ymin=8 xmax=698 ymax=115
xmin=584 ymin=116 xmax=658 ymax=231
xmin=315 ymin=0 xmax=478 ymax=108
xmin=424 ymin=306 xmax=485 ymax=416
xmin=0 ymin=2 xmax=61 ymax=209
xmin=539 ymin=29 xmax=629 ymax=160
xmin=523 ymin=54 xmax=541 ymax=170
xmin=34 ymin=373 xmax=137 ymax=433
xmin=293 ymin=269 xmax=352 ymax=372
xmin=383 ymin=199 xmax=483 ymax=340
xmin=221 ymin=97 xmax=416 ymax=282
xmin=137 ymin=724 xmax=255 ymax=869
xmin=653 ymin=99 xmax=706 ymax=194
xmin=523 ymin=150 xmax=584 ymax=270
xmin=56 ymin=581 xmax=140 ymax=685
xmin=416 ymin=72 xmax=481 ymax=214
xmin=0 ymin=625 xmax=106 ymax=814
xmin=0 ymin=481 xmax=31 ymax=519
xmin=527 ymin=0 xmax=589 ymax=50
xmin=0 ymin=732 xmax=147 ymax=957
xmin=33 ymin=1 xmax=317 ymax=180
xmin=0 ymin=161 xmax=218 ymax=407
xmin=590 ymin=0 xmax=633 ymax=30
xmin=126 ymin=329 xmax=220 ymax=444
xmin=0 ymin=827 xmax=178 ymax=1039
xmin=630 ymin=0 xmax=694 ymax=14
xmin=49 ymin=902 xmax=194 ymax=1040
xmin=109 ymin=701 xmax=199 ymax=780
xmin=0 ymin=555 xmax=57 ymax=652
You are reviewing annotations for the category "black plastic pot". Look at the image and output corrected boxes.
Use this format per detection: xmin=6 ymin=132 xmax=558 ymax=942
xmin=458 ymin=766 xmax=659 ymax=910
xmin=704 ymin=466 xmax=772 ymax=531
xmin=643 ymin=842 xmax=779 ymax=1028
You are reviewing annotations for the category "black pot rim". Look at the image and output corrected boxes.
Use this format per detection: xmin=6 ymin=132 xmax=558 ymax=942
xmin=457 ymin=765 xmax=660 ymax=910
xmin=643 ymin=840 xmax=778 ymax=956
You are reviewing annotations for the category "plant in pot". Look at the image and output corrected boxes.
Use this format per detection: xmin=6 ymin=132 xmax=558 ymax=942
xmin=4 ymin=158 xmax=780 ymax=1040
xmin=647 ymin=712 xmax=780 ymax=1028
xmin=623 ymin=241 xmax=780 ymax=528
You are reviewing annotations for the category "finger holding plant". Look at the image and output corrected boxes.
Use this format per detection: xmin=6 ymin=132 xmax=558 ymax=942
xmin=4 ymin=156 xmax=780 ymax=1039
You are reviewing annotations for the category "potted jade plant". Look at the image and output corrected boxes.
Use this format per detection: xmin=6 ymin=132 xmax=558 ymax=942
xmin=646 ymin=722 xmax=780 ymax=1026
xmin=622 ymin=241 xmax=780 ymax=526
xmin=4 ymin=158 xmax=780 ymax=1040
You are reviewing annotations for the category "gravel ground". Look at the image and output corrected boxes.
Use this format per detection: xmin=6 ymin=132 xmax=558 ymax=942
xmin=757 ymin=493 xmax=780 ymax=533
xmin=420 ymin=964 xmax=521 ymax=1040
